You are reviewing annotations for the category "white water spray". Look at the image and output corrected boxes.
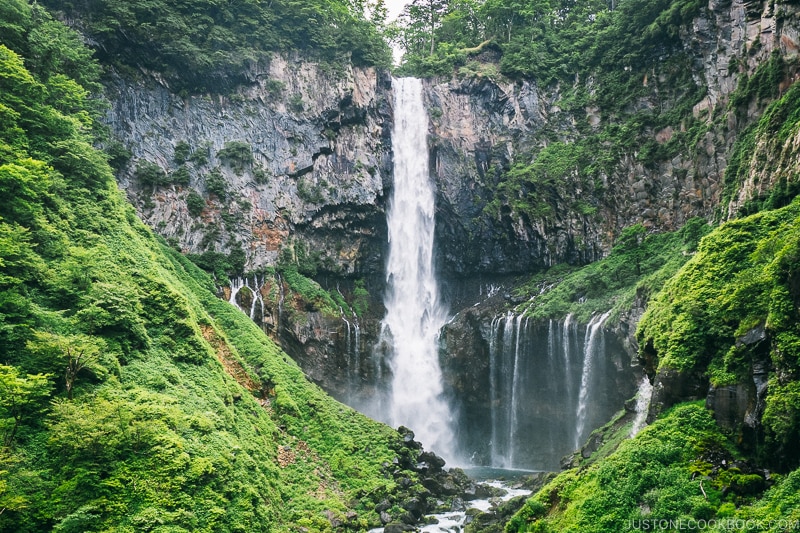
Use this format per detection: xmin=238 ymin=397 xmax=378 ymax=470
xmin=382 ymin=77 xmax=453 ymax=458
xmin=575 ymin=310 xmax=612 ymax=449
xmin=629 ymin=375 xmax=653 ymax=438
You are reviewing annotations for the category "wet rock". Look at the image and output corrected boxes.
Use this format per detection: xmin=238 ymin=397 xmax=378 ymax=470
xmin=648 ymin=368 xmax=708 ymax=423
xmin=581 ymin=432 xmax=604 ymax=459
xmin=418 ymin=451 xmax=446 ymax=470
xmin=384 ymin=523 xmax=415 ymax=533
xmin=398 ymin=426 xmax=422 ymax=449
xmin=375 ymin=499 xmax=391 ymax=513
xmin=402 ymin=497 xmax=425 ymax=519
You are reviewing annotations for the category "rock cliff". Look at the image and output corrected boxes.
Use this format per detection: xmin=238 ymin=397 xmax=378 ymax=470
xmin=108 ymin=0 xmax=800 ymax=282
xmin=103 ymin=0 xmax=800 ymax=460
xmin=426 ymin=0 xmax=800 ymax=276
xmin=107 ymin=57 xmax=393 ymax=276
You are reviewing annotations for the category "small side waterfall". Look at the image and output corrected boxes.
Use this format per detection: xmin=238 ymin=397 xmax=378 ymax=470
xmin=228 ymin=275 xmax=265 ymax=322
xmin=575 ymin=310 xmax=613 ymax=449
xmin=380 ymin=77 xmax=453 ymax=458
xmin=342 ymin=311 xmax=362 ymax=406
xmin=478 ymin=310 xmax=632 ymax=470
xmin=629 ymin=375 xmax=653 ymax=437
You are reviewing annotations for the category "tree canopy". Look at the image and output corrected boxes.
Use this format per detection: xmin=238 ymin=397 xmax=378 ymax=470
xmin=40 ymin=0 xmax=393 ymax=92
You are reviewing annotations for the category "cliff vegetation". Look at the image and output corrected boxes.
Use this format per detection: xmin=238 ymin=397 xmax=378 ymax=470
xmin=39 ymin=0 xmax=392 ymax=92
xmin=0 ymin=4 xmax=442 ymax=531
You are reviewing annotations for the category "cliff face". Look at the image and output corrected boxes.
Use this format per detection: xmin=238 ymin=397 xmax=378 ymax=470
xmin=108 ymin=57 xmax=393 ymax=276
xmin=109 ymin=0 xmax=800 ymax=281
xmin=426 ymin=0 xmax=800 ymax=276
xmin=105 ymin=0 xmax=800 ymax=453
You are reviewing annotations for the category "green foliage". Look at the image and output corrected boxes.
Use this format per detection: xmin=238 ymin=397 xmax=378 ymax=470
xmin=638 ymin=198 xmax=800 ymax=468
xmin=278 ymin=268 xmax=342 ymax=318
xmin=278 ymin=238 xmax=322 ymax=278
xmin=40 ymin=0 xmax=392 ymax=93
xmin=217 ymin=141 xmax=254 ymax=175
xmin=173 ymin=140 xmax=191 ymax=165
xmin=0 ymin=20 xmax=417 ymax=532
xmin=506 ymin=404 xmax=731 ymax=533
xmin=352 ymin=279 xmax=370 ymax=318
xmin=134 ymin=160 xmax=169 ymax=188
xmin=104 ymin=140 xmax=131 ymax=171
xmin=516 ymin=223 xmax=705 ymax=324
xmin=185 ymin=190 xmax=205 ymax=218
xmin=0 ymin=365 xmax=50 ymax=446
xmin=204 ymin=167 xmax=228 ymax=201
xmin=170 ymin=164 xmax=190 ymax=186
xmin=187 ymin=246 xmax=247 ymax=280
xmin=395 ymin=0 xmax=702 ymax=84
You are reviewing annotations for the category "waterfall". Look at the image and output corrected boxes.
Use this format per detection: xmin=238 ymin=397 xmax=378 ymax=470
xmin=629 ymin=375 xmax=653 ymax=438
xmin=575 ymin=310 xmax=612 ymax=449
xmin=228 ymin=275 xmax=264 ymax=322
xmin=508 ymin=313 xmax=525 ymax=468
xmin=488 ymin=315 xmax=501 ymax=466
xmin=342 ymin=310 xmax=363 ymax=406
xmin=562 ymin=314 xmax=576 ymax=405
xmin=381 ymin=77 xmax=453 ymax=458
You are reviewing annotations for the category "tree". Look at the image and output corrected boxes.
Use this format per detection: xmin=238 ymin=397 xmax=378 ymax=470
xmin=614 ymin=223 xmax=648 ymax=276
xmin=0 ymin=365 xmax=50 ymax=447
xmin=26 ymin=332 xmax=104 ymax=400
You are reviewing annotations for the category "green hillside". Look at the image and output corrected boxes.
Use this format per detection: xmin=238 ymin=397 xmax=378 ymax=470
xmin=0 ymin=4 xmax=421 ymax=531
xmin=503 ymin=198 xmax=800 ymax=531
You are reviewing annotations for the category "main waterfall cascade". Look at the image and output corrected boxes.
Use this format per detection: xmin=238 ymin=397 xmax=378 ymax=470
xmin=224 ymin=81 xmax=640 ymax=473
xmin=378 ymin=77 xmax=454 ymax=459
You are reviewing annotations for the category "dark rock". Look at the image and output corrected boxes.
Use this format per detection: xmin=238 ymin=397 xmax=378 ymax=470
xmin=648 ymin=367 xmax=707 ymax=423
xmin=450 ymin=497 xmax=466 ymax=512
xmin=706 ymin=382 xmax=754 ymax=431
xmin=402 ymin=496 xmax=425 ymax=518
xmin=380 ymin=511 xmax=392 ymax=524
xmin=463 ymin=494 xmax=529 ymax=533
xmin=561 ymin=452 xmax=579 ymax=470
xmin=475 ymin=483 xmax=506 ymax=499
xmin=398 ymin=426 xmax=422 ymax=449
xmin=581 ymin=432 xmax=604 ymax=459
xmin=519 ymin=471 xmax=558 ymax=493
xmin=375 ymin=499 xmax=391 ymax=513
xmin=463 ymin=482 xmax=478 ymax=500
xmin=418 ymin=451 xmax=447 ymax=470
xmin=736 ymin=324 xmax=767 ymax=347
xmin=384 ymin=523 xmax=415 ymax=533
xmin=421 ymin=476 xmax=443 ymax=494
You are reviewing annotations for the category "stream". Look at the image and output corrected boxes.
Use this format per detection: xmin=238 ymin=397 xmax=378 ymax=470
xmin=369 ymin=467 xmax=535 ymax=533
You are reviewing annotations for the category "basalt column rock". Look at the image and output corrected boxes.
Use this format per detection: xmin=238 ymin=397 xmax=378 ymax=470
xmin=106 ymin=57 xmax=393 ymax=275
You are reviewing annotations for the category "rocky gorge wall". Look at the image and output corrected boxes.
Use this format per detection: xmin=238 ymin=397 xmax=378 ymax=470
xmin=107 ymin=1 xmax=800 ymax=282
xmin=107 ymin=56 xmax=393 ymax=276
xmin=425 ymin=0 xmax=800 ymax=276
xmin=104 ymin=0 xmax=800 ymax=464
